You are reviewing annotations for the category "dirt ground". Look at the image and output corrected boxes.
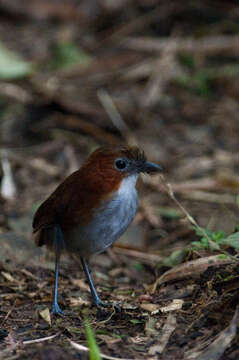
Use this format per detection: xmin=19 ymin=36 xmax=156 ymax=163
xmin=1 ymin=1 xmax=239 ymax=359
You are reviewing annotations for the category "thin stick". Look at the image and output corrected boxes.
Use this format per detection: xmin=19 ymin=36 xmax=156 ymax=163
xmin=23 ymin=333 xmax=59 ymax=345
xmin=97 ymin=88 xmax=137 ymax=146
xmin=1 ymin=299 xmax=17 ymax=326
xmin=159 ymin=174 xmax=239 ymax=262
xmin=69 ymin=339 xmax=138 ymax=360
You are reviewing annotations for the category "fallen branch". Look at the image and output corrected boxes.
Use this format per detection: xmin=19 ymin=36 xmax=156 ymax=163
xmin=122 ymin=35 xmax=239 ymax=55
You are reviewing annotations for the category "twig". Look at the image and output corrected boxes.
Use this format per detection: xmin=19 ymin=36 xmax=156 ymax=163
xmin=56 ymin=114 xmax=119 ymax=145
xmin=0 ymin=149 xmax=16 ymax=200
xmin=20 ymin=269 xmax=40 ymax=281
xmin=182 ymin=190 xmax=236 ymax=205
xmin=99 ymin=4 xmax=178 ymax=45
xmin=23 ymin=333 xmax=59 ymax=345
xmin=69 ymin=339 xmax=138 ymax=360
xmin=122 ymin=35 xmax=239 ymax=55
xmin=1 ymin=299 xmax=17 ymax=326
xmin=113 ymin=246 xmax=162 ymax=264
xmin=159 ymin=174 xmax=239 ymax=262
xmin=97 ymin=88 xmax=137 ymax=146
xmin=0 ymin=82 xmax=32 ymax=103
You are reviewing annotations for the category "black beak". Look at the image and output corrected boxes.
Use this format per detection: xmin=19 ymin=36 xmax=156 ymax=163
xmin=143 ymin=161 xmax=162 ymax=174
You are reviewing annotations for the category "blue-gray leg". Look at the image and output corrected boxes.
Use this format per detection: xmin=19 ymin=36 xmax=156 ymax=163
xmin=81 ymin=257 xmax=105 ymax=307
xmin=52 ymin=225 xmax=65 ymax=315
xmin=81 ymin=257 xmax=120 ymax=311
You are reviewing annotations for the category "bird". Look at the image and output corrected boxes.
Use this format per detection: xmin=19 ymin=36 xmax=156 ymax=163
xmin=32 ymin=146 xmax=162 ymax=315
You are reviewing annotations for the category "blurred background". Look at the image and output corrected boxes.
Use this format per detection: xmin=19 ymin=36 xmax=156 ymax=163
xmin=1 ymin=1 xmax=239 ymax=358
xmin=1 ymin=0 xmax=239 ymax=249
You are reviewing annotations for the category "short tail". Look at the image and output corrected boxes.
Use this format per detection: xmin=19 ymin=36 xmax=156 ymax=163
xmin=33 ymin=226 xmax=65 ymax=252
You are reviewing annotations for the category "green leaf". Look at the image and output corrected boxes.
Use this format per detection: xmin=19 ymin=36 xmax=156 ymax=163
xmin=0 ymin=42 xmax=32 ymax=79
xmin=163 ymin=248 xmax=189 ymax=268
xmin=191 ymin=241 xmax=204 ymax=250
xmin=220 ymin=232 xmax=239 ymax=250
xmin=192 ymin=227 xmax=226 ymax=251
xmin=158 ymin=207 xmax=182 ymax=219
xmin=52 ymin=42 xmax=92 ymax=70
xmin=236 ymin=195 xmax=239 ymax=208
xmin=217 ymin=254 xmax=229 ymax=260
xmin=201 ymin=237 xmax=209 ymax=247
xmin=130 ymin=319 xmax=143 ymax=324
xmin=193 ymin=226 xmax=212 ymax=238
xmin=212 ymin=231 xmax=225 ymax=242
xmin=178 ymin=54 xmax=195 ymax=70
xmin=208 ymin=240 xmax=221 ymax=251
xmin=134 ymin=263 xmax=143 ymax=271
xmin=85 ymin=319 xmax=102 ymax=360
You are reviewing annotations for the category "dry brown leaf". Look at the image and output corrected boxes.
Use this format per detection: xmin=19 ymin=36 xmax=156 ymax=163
xmin=140 ymin=303 xmax=159 ymax=313
xmin=145 ymin=316 xmax=158 ymax=337
xmin=130 ymin=336 xmax=148 ymax=344
xmin=39 ymin=308 xmax=51 ymax=326
xmin=138 ymin=294 xmax=153 ymax=303
xmin=70 ymin=278 xmax=89 ymax=291
xmin=149 ymin=255 xmax=232 ymax=293
xmin=160 ymin=299 xmax=184 ymax=313
xmin=148 ymin=313 xmax=177 ymax=355
xmin=97 ymin=334 xmax=121 ymax=345
xmin=70 ymin=297 xmax=90 ymax=307
xmin=184 ymin=307 xmax=239 ymax=360
xmin=121 ymin=303 xmax=138 ymax=310
xmin=1 ymin=271 xmax=15 ymax=282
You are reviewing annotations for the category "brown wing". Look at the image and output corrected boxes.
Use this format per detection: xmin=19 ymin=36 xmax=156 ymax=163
xmin=33 ymin=148 xmax=124 ymax=248
xmin=32 ymin=169 xmax=83 ymax=247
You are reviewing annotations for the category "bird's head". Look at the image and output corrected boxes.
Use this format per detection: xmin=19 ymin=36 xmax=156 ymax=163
xmin=80 ymin=146 xmax=162 ymax=195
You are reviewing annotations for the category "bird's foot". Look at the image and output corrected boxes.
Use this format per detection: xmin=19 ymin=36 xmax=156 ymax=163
xmin=94 ymin=298 xmax=121 ymax=312
xmin=51 ymin=302 xmax=65 ymax=316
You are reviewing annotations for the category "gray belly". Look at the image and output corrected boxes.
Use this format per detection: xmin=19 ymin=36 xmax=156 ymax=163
xmin=65 ymin=191 xmax=138 ymax=256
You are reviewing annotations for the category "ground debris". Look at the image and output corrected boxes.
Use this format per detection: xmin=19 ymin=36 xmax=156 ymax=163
xmin=1 ymin=1 xmax=239 ymax=359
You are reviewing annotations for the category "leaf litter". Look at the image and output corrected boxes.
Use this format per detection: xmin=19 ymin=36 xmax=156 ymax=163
xmin=1 ymin=1 xmax=239 ymax=359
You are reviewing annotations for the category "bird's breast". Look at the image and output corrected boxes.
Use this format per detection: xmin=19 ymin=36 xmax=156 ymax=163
xmin=65 ymin=175 xmax=138 ymax=256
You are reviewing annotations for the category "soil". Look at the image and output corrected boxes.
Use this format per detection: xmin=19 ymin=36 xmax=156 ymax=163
xmin=1 ymin=1 xmax=239 ymax=359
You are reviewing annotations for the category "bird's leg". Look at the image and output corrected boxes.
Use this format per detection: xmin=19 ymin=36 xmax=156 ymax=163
xmin=52 ymin=225 xmax=65 ymax=315
xmin=81 ymin=257 xmax=105 ymax=307
xmin=81 ymin=257 xmax=120 ymax=311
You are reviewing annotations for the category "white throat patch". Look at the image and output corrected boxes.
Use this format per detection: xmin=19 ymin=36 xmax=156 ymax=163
xmin=118 ymin=174 xmax=138 ymax=197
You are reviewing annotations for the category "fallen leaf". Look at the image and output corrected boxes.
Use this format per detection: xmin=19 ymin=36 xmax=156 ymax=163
xmin=149 ymin=255 xmax=232 ymax=293
xmin=130 ymin=336 xmax=148 ymax=344
xmin=148 ymin=313 xmax=176 ymax=355
xmin=138 ymin=294 xmax=153 ymax=303
xmin=140 ymin=303 xmax=159 ymax=312
xmin=70 ymin=297 xmax=90 ymax=307
xmin=0 ymin=42 xmax=32 ymax=79
xmin=70 ymin=278 xmax=89 ymax=291
xmin=122 ymin=303 xmax=138 ymax=310
xmin=185 ymin=307 xmax=239 ymax=360
xmin=145 ymin=316 xmax=158 ymax=337
xmin=1 ymin=272 xmax=15 ymax=282
xmin=39 ymin=308 xmax=51 ymax=326
xmin=160 ymin=299 xmax=184 ymax=313
xmin=97 ymin=334 xmax=121 ymax=345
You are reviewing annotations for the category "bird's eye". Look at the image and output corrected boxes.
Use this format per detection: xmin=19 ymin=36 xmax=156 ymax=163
xmin=115 ymin=159 xmax=127 ymax=171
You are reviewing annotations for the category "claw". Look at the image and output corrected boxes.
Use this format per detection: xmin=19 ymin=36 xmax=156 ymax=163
xmin=51 ymin=302 xmax=65 ymax=316
xmin=94 ymin=298 xmax=121 ymax=312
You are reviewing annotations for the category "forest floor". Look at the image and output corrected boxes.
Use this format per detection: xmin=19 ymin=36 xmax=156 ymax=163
xmin=1 ymin=1 xmax=239 ymax=359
